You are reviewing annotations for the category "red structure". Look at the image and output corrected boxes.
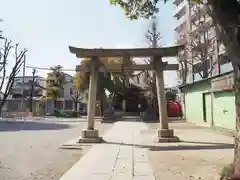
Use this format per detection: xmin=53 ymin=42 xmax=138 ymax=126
xmin=167 ymin=100 xmax=182 ymax=117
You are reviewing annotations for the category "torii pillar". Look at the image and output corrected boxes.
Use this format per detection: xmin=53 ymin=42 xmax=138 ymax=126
xmin=78 ymin=56 xmax=103 ymax=143
xmin=154 ymin=56 xmax=180 ymax=142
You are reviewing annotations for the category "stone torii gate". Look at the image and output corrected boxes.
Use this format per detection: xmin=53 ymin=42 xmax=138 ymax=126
xmin=69 ymin=46 xmax=182 ymax=143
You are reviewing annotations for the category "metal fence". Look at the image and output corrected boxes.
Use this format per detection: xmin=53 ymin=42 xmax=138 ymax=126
xmin=1 ymin=99 xmax=76 ymax=118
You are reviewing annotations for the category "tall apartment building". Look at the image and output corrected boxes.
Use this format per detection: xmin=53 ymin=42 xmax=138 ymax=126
xmin=173 ymin=0 xmax=233 ymax=84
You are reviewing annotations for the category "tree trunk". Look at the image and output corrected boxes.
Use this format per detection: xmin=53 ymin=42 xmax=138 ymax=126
xmin=53 ymin=99 xmax=57 ymax=109
xmin=151 ymin=72 xmax=158 ymax=114
xmin=207 ymin=0 xmax=240 ymax=66
xmin=207 ymin=1 xmax=240 ymax=177
xmin=100 ymin=99 xmax=104 ymax=117
xmin=74 ymin=101 xmax=78 ymax=112
xmin=0 ymin=103 xmax=3 ymax=117
xmin=232 ymin=67 xmax=240 ymax=178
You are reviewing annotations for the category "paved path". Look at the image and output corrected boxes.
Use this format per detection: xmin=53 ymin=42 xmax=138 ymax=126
xmin=59 ymin=121 xmax=155 ymax=180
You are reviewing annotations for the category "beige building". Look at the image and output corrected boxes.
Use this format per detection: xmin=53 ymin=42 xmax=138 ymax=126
xmin=173 ymin=0 xmax=233 ymax=84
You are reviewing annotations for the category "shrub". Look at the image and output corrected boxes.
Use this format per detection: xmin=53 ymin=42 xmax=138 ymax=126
xmin=220 ymin=163 xmax=234 ymax=180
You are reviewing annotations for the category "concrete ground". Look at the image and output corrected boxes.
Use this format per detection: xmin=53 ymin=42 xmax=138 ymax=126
xmin=59 ymin=121 xmax=155 ymax=180
xmin=0 ymin=118 xmax=112 ymax=180
xmin=59 ymin=120 xmax=234 ymax=180
xmin=145 ymin=122 xmax=234 ymax=180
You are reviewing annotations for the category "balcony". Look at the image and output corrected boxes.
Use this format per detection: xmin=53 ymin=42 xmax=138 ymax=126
xmin=190 ymin=5 xmax=208 ymax=22
xmin=190 ymin=16 xmax=212 ymax=38
xmin=173 ymin=1 xmax=186 ymax=19
xmin=175 ymin=34 xmax=186 ymax=45
xmin=174 ymin=15 xmax=186 ymax=32
xmin=174 ymin=22 xmax=187 ymax=36
xmin=173 ymin=0 xmax=184 ymax=6
xmin=219 ymin=43 xmax=226 ymax=55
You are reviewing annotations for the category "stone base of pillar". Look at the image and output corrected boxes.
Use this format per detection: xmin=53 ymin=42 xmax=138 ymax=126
xmin=78 ymin=129 xmax=103 ymax=143
xmin=157 ymin=129 xmax=180 ymax=143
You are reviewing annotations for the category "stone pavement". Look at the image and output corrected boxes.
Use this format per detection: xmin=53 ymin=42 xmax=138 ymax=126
xmin=59 ymin=121 xmax=155 ymax=180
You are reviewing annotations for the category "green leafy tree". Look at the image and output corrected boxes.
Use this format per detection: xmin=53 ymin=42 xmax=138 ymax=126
xmin=110 ymin=0 xmax=240 ymax=177
xmin=78 ymin=60 xmax=122 ymax=116
xmin=109 ymin=0 xmax=160 ymax=20
xmin=80 ymin=72 xmax=119 ymax=116
xmin=109 ymin=0 xmax=240 ymax=68
xmin=45 ymin=65 xmax=65 ymax=109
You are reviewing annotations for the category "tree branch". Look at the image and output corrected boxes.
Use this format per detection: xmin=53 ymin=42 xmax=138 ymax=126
xmin=0 ymin=39 xmax=27 ymax=110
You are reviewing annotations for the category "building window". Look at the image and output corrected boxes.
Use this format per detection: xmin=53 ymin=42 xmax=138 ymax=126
xmin=70 ymin=88 xmax=73 ymax=95
xmin=186 ymin=73 xmax=192 ymax=83
xmin=220 ymin=62 xmax=233 ymax=74
xmin=219 ymin=54 xmax=233 ymax=74
xmin=194 ymin=71 xmax=203 ymax=82
xmin=207 ymin=28 xmax=215 ymax=40
xmin=192 ymin=60 xmax=210 ymax=82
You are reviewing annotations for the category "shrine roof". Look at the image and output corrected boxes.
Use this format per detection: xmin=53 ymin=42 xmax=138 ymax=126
xmin=129 ymin=75 xmax=150 ymax=90
xmin=69 ymin=45 xmax=183 ymax=58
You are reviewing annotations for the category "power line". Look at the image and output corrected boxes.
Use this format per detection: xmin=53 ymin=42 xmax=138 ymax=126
xmin=0 ymin=65 xmax=76 ymax=79
xmin=25 ymin=65 xmax=76 ymax=72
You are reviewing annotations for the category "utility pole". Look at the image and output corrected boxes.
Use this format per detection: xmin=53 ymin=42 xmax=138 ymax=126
xmin=29 ymin=68 xmax=36 ymax=116
xmin=21 ymin=54 xmax=26 ymax=113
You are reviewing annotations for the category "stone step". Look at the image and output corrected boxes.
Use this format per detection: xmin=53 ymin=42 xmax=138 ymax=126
xmin=121 ymin=116 xmax=142 ymax=121
xmin=122 ymin=112 xmax=140 ymax=116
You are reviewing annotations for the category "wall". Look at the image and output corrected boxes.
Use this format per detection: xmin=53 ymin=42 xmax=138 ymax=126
xmin=184 ymin=81 xmax=210 ymax=124
xmin=213 ymin=91 xmax=235 ymax=130
xmin=183 ymin=79 xmax=236 ymax=130
xmin=63 ymin=82 xmax=75 ymax=100
xmin=11 ymin=76 xmax=44 ymax=96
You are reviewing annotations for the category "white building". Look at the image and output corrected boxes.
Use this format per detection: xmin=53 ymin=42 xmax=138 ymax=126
xmin=44 ymin=73 xmax=85 ymax=112
xmin=173 ymin=0 xmax=233 ymax=84
xmin=10 ymin=76 xmax=45 ymax=98
xmin=62 ymin=73 xmax=75 ymax=100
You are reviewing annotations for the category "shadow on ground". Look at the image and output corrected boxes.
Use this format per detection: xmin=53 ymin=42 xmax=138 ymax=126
xmin=0 ymin=121 xmax=73 ymax=132
xmin=42 ymin=120 xmax=88 ymax=123
xmin=41 ymin=117 xmax=101 ymax=123
xmin=103 ymin=140 xmax=234 ymax=151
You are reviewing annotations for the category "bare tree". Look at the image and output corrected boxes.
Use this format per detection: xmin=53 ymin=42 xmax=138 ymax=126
xmin=191 ymin=3 xmax=216 ymax=78
xmin=177 ymin=2 xmax=218 ymax=84
xmin=0 ymin=38 xmax=27 ymax=113
xmin=177 ymin=46 xmax=189 ymax=85
xmin=144 ymin=18 xmax=162 ymax=95
xmin=0 ymin=19 xmax=4 ymax=39
xmin=145 ymin=18 xmax=162 ymax=49
xmin=70 ymin=88 xmax=83 ymax=114
xmin=141 ymin=18 xmax=162 ymax=112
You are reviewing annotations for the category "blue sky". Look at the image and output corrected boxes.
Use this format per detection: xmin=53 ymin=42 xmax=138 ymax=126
xmin=1 ymin=0 xmax=177 ymax=87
